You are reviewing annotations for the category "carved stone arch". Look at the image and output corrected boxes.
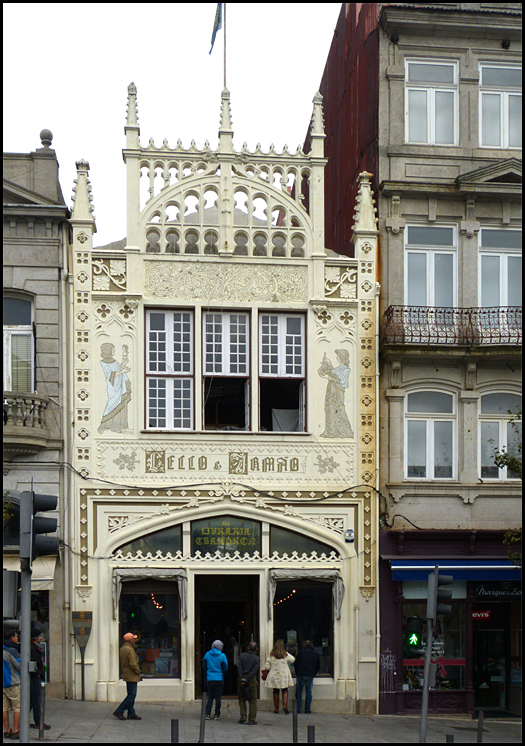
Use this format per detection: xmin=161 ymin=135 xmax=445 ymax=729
xmin=102 ymin=499 xmax=349 ymax=559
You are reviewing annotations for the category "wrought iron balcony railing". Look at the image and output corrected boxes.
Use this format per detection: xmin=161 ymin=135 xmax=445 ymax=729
xmin=382 ymin=306 xmax=522 ymax=346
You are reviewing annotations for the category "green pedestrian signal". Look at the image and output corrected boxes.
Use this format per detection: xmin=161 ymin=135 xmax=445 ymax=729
xmin=408 ymin=632 xmax=419 ymax=646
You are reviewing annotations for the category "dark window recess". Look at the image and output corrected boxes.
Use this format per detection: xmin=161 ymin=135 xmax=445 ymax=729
xmin=203 ymin=377 xmax=248 ymax=430
xmin=260 ymin=379 xmax=303 ymax=431
xmin=273 ymin=581 xmax=333 ymax=677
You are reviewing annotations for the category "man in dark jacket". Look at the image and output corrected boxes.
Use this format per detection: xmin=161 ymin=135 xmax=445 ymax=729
xmin=237 ymin=641 xmax=259 ymax=725
xmin=295 ymin=640 xmax=320 ymax=714
xmin=29 ymin=627 xmax=50 ymax=731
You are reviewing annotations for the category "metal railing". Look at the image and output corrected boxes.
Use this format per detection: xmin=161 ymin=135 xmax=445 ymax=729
xmin=382 ymin=306 xmax=522 ymax=346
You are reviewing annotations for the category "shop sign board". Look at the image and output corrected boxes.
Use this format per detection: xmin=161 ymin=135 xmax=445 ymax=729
xmin=472 ymin=610 xmax=492 ymax=620
xmin=72 ymin=611 xmax=92 ymax=649
xmin=474 ymin=580 xmax=521 ymax=601
xmin=191 ymin=515 xmax=261 ymax=556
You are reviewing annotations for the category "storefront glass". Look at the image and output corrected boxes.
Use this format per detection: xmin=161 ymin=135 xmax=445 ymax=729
xmin=402 ymin=600 xmax=466 ymax=691
xmin=273 ymin=580 xmax=333 ymax=676
xmin=120 ymin=581 xmax=181 ymax=678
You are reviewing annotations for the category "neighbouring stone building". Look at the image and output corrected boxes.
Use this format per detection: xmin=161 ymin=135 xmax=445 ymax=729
xmin=65 ymin=83 xmax=380 ymax=712
xmin=317 ymin=3 xmax=521 ymax=716
xmin=3 ymin=130 xmax=70 ymax=697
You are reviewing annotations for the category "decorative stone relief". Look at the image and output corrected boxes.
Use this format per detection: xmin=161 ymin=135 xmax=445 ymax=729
xmin=145 ymin=262 xmax=307 ymax=302
xmin=318 ymin=349 xmax=354 ymax=438
xmin=92 ymin=257 xmax=127 ymax=291
xmin=96 ymin=441 xmax=355 ymax=485
xmin=98 ymin=343 xmax=132 ymax=434
xmin=324 ymin=265 xmax=357 ymax=299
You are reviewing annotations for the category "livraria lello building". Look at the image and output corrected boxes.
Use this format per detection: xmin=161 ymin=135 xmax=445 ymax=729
xmin=67 ymin=84 xmax=380 ymax=711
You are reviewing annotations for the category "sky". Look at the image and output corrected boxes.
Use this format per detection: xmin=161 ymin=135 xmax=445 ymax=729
xmin=3 ymin=3 xmax=342 ymax=247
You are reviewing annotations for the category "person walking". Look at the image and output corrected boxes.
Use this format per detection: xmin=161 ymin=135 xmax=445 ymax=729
xmin=263 ymin=640 xmax=295 ymax=714
xmin=237 ymin=641 xmax=259 ymax=725
xmin=3 ymin=629 xmax=20 ymax=739
xmin=113 ymin=632 xmax=142 ymax=721
xmin=29 ymin=627 xmax=50 ymax=731
xmin=295 ymin=640 xmax=320 ymax=713
xmin=202 ymin=640 xmax=228 ymax=720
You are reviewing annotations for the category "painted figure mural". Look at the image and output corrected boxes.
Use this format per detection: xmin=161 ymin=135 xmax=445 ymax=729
xmin=98 ymin=343 xmax=131 ymax=433
xmin=318 ymin=349 xmax=353 ymax=438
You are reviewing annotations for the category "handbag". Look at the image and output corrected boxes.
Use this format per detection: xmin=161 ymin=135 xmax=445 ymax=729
xmin=261 ymin=669 xmax=269 ymax=681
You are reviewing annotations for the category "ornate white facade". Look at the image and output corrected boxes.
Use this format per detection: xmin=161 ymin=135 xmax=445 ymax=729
xmin=67 ymin=84 xmax=380 ymax=712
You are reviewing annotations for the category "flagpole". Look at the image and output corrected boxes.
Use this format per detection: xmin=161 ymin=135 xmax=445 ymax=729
xmin=223 ymin=3 xmax=227 ymax=88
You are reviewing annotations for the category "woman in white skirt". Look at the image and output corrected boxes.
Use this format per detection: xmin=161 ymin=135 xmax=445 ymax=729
xmin=264 ymin=640 xmax=295 ymax=714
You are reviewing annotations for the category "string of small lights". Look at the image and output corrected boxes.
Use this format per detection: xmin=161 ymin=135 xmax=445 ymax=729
xmin=274 ymin=589 xmax=296 ymax=606
xmin=151 ymin=593 xmax=164 ymax=609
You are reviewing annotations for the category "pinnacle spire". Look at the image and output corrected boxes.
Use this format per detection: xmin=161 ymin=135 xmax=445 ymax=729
xmin=71 ymin=159 xmax=96 ymax=228
xmin=218 ymin=88 xmax=234 ymax=150
xmin=353 ymin=172 xmax=378 ymax=233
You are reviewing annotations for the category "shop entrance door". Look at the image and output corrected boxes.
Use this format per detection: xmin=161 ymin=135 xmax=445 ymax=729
xmin=473 ymin=628 xmax=508 ymax=710
xmin=195 ymin=574 xmax=259 ymax=697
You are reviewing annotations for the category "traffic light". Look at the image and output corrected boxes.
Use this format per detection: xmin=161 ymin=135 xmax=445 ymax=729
xmin=19 ymin=490 xmax=59 ymax=569
xmin=406 ymin=616 xmax=423 ymax=650
xmin=427 ymin=566 xmax=453 ymax=622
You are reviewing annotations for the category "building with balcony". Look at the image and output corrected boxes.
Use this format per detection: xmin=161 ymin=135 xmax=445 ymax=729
xmin=3 ymin=130 xmax=70 ymax=697
xmin=316 ymin=3 xmax=521 ymax=716
xmin=65 ymin=84 xmax=380 ymax=712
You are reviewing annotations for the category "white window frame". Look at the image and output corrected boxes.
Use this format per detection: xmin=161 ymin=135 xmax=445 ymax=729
xmin=3 ymin=297 xmax=34 ymax=393
xmin=259 ymin=313 xmax=306 ymax=432
xmin=146 ymin=309 xmax=194 ymax=430
xmin=478 ymin=228 xmax=522 ymax=308
xmin=405 ymin=59 xmax=458 ymax=146
xmin=404 ymin=225 xmax=457 ymax=307
xmin=479 ymin=63 xmax=522 ymax=149
xmin=203 ymin=311 xmax=249 ymax=376
xmin=259 ymin=313 xmax=305 ymax=378
xmin=405 ymin=391 xmax=456 ymax=480
xmin=479 ymin=393 xmax=522 ymax=481
xmin=202 ymin=311 xmax=250 ymax=431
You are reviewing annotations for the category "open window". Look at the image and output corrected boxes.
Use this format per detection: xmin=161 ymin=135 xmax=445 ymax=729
xmin=203 ymin=312 xmax=250 ymax=430
xmin=259 ymin=313 xmax=305 ymax=431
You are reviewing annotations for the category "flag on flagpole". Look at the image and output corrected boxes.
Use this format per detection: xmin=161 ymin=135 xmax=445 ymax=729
xmin=209 ymin=3 xmax=223 ymax=54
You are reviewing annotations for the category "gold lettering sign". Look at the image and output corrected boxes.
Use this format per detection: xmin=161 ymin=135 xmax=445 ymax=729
xmin=191 ymin=516 xmax=261 ymax=556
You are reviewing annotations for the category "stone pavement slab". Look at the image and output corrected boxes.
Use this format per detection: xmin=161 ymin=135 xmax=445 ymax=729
xmin=3 ymin=698 xmax=521 ymax=743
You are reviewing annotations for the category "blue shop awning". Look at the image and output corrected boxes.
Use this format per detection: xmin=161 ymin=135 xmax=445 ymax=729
xmin=390 ymin=559 xmax=521 ymax=581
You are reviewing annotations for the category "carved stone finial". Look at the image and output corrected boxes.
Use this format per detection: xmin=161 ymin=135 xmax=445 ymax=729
xmin=126 ymin=82 xmax=139 ymax=127
xmin=310 ymin=92 xmax=325 ymax=138
xmin=39 ymin=129 xmax=53 ymax=149
xmin=353 ymin=172 xmax=378 ymax=233
xmin=219 ymin=87 xmax=233 ymax=134
xmin=71 ymin=159 xmax=96 ymax=225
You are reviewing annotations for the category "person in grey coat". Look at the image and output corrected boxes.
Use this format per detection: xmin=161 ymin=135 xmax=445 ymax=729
xmin=237 ymin=641 xmax=259 ymax=725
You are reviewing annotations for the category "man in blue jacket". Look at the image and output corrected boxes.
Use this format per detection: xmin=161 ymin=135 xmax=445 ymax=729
xmin=202 ymin=640 xmax=228 ymax=720
xmin=295 ymin=640 xmax=320 ymax=714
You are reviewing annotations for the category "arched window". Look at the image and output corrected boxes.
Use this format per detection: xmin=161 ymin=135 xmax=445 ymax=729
xmin=405 ymin=391 xmax=455 ymax=479
xmin=479 ymin=393 xmax=522 ymax=480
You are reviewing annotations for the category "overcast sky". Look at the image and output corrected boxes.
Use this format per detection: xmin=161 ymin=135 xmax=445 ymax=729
xmin=3 ymin=3 xmax=342 ymax=246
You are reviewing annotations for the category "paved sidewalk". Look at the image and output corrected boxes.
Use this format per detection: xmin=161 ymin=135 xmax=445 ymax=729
xmin=4 ymin=698 xmax=521 ymax=743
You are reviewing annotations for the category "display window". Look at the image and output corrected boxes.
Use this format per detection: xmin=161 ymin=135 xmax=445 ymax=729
xmin=402 ymin=600 xmax=466 ymax=690
xmin=120 ymin=580 xmax=181 ymax=678
xmin=272 ymin=580 xmax=333 ymax=677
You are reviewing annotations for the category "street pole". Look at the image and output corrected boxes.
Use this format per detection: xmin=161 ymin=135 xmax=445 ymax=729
xmin=19 ymin=561 xmax=31 ymax=744
xmin=419 ymin=612 xmax=434 ymax=743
